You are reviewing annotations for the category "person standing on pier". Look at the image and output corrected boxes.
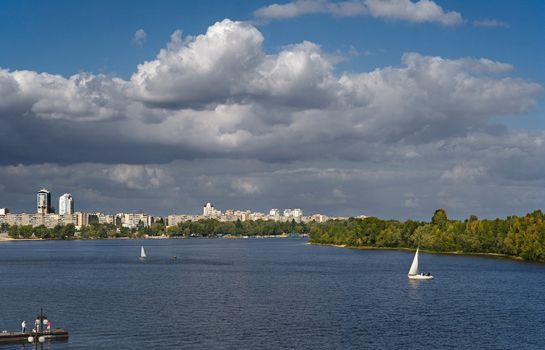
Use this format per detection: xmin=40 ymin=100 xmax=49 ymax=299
xmin=21 ymin=320 xmax=26 ymax=333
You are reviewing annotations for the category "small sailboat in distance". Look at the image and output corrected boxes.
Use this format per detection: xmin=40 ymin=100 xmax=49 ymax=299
xmin=408 ymin=247 xmax=433 ymax=280
xmin=139 ymin=246 xmax=147 ymax=261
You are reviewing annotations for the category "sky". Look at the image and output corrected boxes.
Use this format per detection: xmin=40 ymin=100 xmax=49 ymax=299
xmin=0 ymin=0 xmax=544 ymax=220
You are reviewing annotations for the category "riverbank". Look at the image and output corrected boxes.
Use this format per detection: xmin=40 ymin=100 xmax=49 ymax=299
xmin=0 ymin=234 xmax=308 ymax=242
xmin=0 ymin=233 xmax=36 ymax=242
xmin=310 ymin=242 xmax=533 ymax=263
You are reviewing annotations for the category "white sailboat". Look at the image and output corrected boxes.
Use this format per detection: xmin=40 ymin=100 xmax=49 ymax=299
xmin=408 ymin=247 xmax=433 ymax=280
xmin=139 ymin=246 xmax=147 ymax=261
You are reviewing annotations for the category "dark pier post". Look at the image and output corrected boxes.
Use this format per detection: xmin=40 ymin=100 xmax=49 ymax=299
xmin=35 ymin=308 xmax=48 ymax=335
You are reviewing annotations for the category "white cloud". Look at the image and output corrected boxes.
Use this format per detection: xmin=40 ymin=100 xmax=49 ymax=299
xmin=128 ymin=20 xmax=337 ymax=110
xmin=231 ymin=178 xmax=262 ymax=195
xmin=404 ymin=193 xmax=419 ymax=208
xmin=107 ymin=164 xmax=169 ymax=190
xmin=332 ymin=187 xmax=350 ymax=199
xmin=364 ymin=0 xmax=462 ymax=25
xmin=440 ymin=164 xmax=486 ymax=183
xmin=0 ymin=69 xmax=127 ymax=121
xmin=254 ymin=0 xmax=368 ymax=19
xmin=473 ymin=19 xmax=509 ymax=28
xmin=254 ymin=0 xmax=463 ymax=26
xmin=132 ymin=28 xmax=147 ymax=47
xmin=128 ymin=20 xmax=264 ymax=108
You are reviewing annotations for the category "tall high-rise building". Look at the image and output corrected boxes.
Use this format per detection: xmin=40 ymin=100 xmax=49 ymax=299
xmin=59 ymin=193 xmax=74 ymax=215
xmin=37 ymin=188 xmax=51 ymax=214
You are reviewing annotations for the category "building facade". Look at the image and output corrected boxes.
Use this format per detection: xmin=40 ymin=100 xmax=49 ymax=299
xmin=59 ymin=193 xmax=74 ymax=215
xmin=203 ymin=202 xmax=221 ymax=217
xmin=118 ymin=213 xmax=152 ymax=229
xmin=37 ymin=188 xmax=52 ymax=214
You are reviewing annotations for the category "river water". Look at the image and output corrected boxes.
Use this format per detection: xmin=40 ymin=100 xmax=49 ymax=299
xmin=0 ymin=238 xmax=544 ymax=349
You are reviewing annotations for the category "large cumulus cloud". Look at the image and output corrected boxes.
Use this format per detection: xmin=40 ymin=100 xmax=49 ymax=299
xmin=0 ymin=19 xmax=543 ymax=218
xmin=128 ymin=20 xmax=337 ymax=110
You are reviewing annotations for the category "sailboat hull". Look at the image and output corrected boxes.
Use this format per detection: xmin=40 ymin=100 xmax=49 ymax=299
xmin=408 ymin=274 xmax=433 ymax=280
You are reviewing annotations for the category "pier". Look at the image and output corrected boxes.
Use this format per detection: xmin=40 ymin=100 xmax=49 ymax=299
xmin=0 ymin=330 xmax=69 ymax=345
xmin=0 ymin=309 xmax=68 ymax=345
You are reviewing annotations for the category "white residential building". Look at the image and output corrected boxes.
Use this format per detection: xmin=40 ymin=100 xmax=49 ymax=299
xmin=118 ymin=213 xmax=152 ymax=229
xmin=283 ymin=208 xmax=303 ymax=218
xmin=203 ymin=202 xmax=221 ymax=217
xmin=59 ymin=193 xmax=74 ymax=215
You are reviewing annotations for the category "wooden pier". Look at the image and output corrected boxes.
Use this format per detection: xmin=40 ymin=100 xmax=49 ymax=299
xmin=0 ymin=329 xmax=69 ymax=345
xmin=0 ymin=329 xmax=69 ymax=344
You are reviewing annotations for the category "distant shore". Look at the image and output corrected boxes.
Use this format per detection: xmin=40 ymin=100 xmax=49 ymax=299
xmin=310 ymin=242 xmax=534 ymax=263
xmin=0 ymin=233 xmax=35 ymax=242
xmin=0 ymin=234 xmax=307 ymax=242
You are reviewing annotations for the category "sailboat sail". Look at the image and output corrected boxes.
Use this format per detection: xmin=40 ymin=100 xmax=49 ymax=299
xmin=140 ymin=246 xmax=147 ymax=259
xmin=408 ymin=248 xmax=419 ymax=276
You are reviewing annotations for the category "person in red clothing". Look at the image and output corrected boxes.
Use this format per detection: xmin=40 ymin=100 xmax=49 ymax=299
xmin=47 ymin=321 xmax=51 ymax=333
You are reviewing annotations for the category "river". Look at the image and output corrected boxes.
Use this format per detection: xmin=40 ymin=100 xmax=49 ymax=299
xmin=0 ymin=238 xmax=544 ymax=349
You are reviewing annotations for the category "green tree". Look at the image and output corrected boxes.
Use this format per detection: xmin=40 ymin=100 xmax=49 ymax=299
xmin=431 ymin=208 xmax=448 ymax=227
xmin=19 ymin=225 xmax=33 ymax=239
xmin=8 ymin=225 xmax=19 ymax=238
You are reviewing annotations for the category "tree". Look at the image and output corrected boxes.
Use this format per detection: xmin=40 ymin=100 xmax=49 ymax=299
xmin=34 ymin=225 xmax=50 ymax=239
xmin=235 ymin=219 xmax=243 ymax=235
xmin=8 ymin=225 xmax=19 ymax=238
xmin=431 ymin=208 xmax=448 ymax=227
xmin=19 ymin=225 xmax=33 ymax=239
xmin=62 ymin=224 xmax=76 ymax=239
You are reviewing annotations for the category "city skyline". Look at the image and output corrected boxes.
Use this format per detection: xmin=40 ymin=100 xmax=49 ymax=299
xmin=1 ymin=188 xmax=320 ymax=218
xmin=1 ymin=187 xmax=331 ymax=230
xmin=0 ymin=1 xmax=544 ymax=220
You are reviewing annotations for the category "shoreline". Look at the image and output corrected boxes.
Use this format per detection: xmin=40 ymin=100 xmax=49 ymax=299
xmin=0 ymin=237 xmax=38 ymax=242
xmin=0 ymin=235 xmax=308 ymax=242
xmin=310 ymin=242 xmax=538 ymax=263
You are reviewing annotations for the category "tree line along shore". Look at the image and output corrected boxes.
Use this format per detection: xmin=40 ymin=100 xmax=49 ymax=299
xmin=309 ymin=209 xmax=545 ymax=262
xmin=0 ymin=218 xmax=309 ymax=240
xmin=2 ymin=208 xmax=545 ymax=262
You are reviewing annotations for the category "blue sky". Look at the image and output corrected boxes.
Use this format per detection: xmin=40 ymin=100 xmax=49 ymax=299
xmin=0 ymin=1 xmax=544 ymax=219
xmin=0 ymin=1 xmax=542 ymax=78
